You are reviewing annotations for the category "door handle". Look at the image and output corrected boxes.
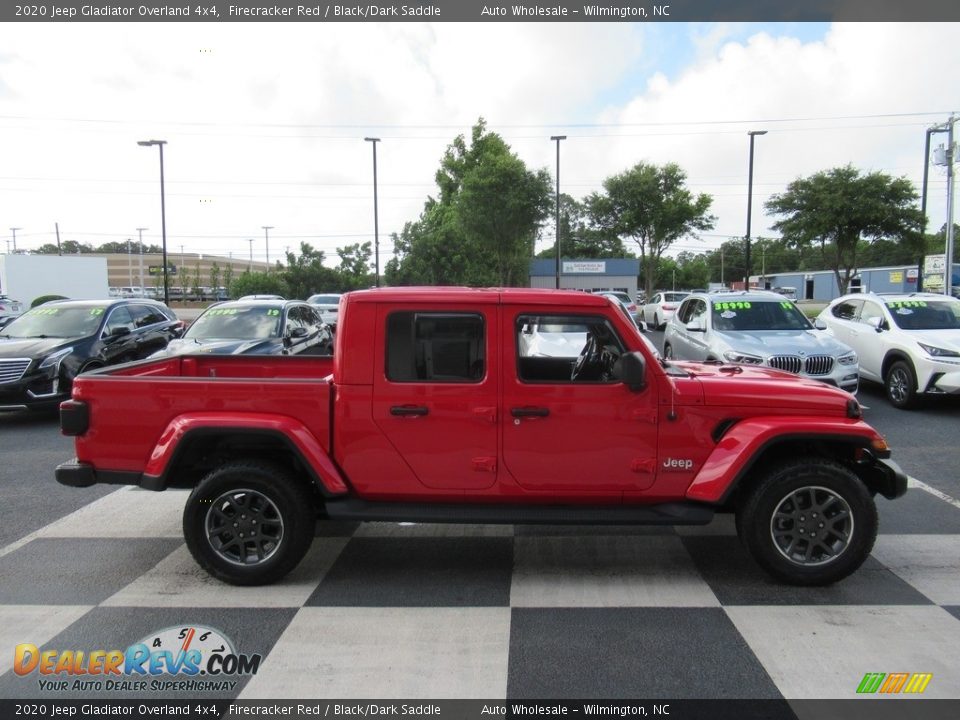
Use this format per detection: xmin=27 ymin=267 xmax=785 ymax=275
xmin=511 ymin=406 xmax=550 ymax=418
xmin=390 ymin=405 xmax=429 ymax=417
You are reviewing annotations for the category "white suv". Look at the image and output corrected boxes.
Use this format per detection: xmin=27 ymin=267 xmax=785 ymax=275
xmin=815 ymin=292 xmax=960 ymax=409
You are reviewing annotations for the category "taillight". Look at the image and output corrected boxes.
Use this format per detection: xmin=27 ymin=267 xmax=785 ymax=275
xmin=663 ymin=304 xmax=676 ymax=311
xmin=628 ymin=304 xmax=637 ymax=312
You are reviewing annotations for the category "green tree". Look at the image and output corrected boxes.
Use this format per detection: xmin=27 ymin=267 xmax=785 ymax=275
xmin=765 ymin=165 xmax=923 ymax=295
xmin=34 ymin=240 xmax=93 ymax=255
xmin=209 ymin=262 xmax=222 ymax=293
xmin=388 ymin=119 xmax=552 ymax=287
xmin=536 ymin=194 xmax=629 ymax=260
xmin=281 ymin=243 xmax=340 ymax=299
xmin=229 ymin=271 xmax=289 ymax=299
xmin=336 ymin=241 xmax=374 ymax=289
xmin=588 ymin=162 xmax=715 ymax=298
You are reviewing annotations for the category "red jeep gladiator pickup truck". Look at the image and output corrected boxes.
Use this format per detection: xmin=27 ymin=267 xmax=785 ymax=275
xmin=56 ymin=288 xmax=906 ymax=587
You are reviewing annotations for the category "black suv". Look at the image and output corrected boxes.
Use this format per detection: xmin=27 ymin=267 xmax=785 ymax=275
xmin=0 ymin=299 xmax=183 ymax=412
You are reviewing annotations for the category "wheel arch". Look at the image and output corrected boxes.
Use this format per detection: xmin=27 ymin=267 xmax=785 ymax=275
xmin=686 ymin=418 xmax=893 ymax=509
xmin=142 ymin=414 xmax=348 ymax=499
xmin=881 ymin=350 xmax=915 ymax=382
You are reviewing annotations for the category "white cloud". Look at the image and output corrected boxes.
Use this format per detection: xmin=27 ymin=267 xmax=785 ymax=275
xmin=0 ymin=22 xmax=956 ymax=267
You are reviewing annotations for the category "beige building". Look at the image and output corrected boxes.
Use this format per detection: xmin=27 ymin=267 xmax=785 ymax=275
xmin=96 ymin=252 xmax=271 ymax=293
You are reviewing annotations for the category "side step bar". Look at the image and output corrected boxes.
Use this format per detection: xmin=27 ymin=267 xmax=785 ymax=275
xmin=324 ymin=498 xmax=715 ymax=525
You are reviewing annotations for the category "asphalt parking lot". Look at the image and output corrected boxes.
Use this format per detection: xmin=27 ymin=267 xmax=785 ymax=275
xmin=0 ymin=342 xmax=958 ymax=712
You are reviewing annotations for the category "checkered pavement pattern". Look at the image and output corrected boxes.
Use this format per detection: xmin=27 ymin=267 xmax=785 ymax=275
xmin=1 ymin=483 xmax=959 ymax=702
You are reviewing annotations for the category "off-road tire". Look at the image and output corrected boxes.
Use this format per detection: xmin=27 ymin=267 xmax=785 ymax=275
xmin=736 ymin=457 xmax=877 ymax=586
xmin=183 ymin=460 xmax=316 ymax=586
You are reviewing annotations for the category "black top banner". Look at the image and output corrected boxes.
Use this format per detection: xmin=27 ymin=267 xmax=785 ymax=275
xmin=5 ymin=0 xmax=960 ymax=23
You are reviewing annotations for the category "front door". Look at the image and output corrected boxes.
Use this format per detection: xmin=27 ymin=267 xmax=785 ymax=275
xmin=371 ymin=305 xmax=498 ymax=490
xmin=501 ymin=310 xmax=659 ymax=497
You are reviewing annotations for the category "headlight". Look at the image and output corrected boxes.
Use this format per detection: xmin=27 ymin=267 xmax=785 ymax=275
xmin=723 ymin=350 xmax=763 ymax=365
xmin=918 ymin=342 xmax=960 ymax=358
xmin=838 ymin=351 xmax=858 ymax=366
xmin=39 ymin=347 xmax=74 ymax=370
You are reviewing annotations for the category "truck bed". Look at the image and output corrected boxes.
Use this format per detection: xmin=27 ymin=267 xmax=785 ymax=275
xmin=69 ymin=354 xmax=335 ymax=475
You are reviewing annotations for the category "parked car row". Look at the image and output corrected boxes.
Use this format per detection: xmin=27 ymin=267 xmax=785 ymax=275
xmin=0 ymin=294 xmax=339 ymax=412
xmin=658 ymin=289 xmax=960 ymax=410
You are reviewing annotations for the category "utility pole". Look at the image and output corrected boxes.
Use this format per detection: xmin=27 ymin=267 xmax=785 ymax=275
xmin=55 ymin=223 xmax=62 ymax=255
xmin=262 ymin=226 xmax=274 ymax=271
xmin=930 ymin=115 xmax=957 ymax=297
xmin=550 ymin=135 xmax=566 ymax=289
xmin=745 ymin=130 xmax=767 ymax=289
xmin=247 ymin=239 xmax=254 ymax=270
xmin=136 ymin=227 xmax=148 ymax=289
xmin=10 ymin=227 xmax=21 ymax=253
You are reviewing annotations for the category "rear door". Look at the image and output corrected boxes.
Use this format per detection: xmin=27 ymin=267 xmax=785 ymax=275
xmin=371 ymin=305 xmax=498 ymax=490
xmin=501 ymin=309 xmax=659 ymax=496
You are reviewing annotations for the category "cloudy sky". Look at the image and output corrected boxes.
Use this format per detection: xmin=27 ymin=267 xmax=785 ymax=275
xmin=1 ymin=20 xmax=957 ymax=269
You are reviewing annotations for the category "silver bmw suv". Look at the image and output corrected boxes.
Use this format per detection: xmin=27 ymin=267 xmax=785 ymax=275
xmin=663 ymin=291 xmax=859 ymax=393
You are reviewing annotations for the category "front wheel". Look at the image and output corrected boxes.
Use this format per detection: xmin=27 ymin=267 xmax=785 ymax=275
xmin=885 ymin=360 xmax=918 ymax=410
xmin=663 ymin=343 xmax=673 ymax=360
xmin=183 ymin=460 xmax=316 ymax=585
xmin=736 ymin=458 xmax=877 ymax=586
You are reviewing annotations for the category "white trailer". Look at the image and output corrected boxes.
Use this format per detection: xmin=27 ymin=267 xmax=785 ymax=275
xmin=0 ymin=255 xmax=109 ymax=309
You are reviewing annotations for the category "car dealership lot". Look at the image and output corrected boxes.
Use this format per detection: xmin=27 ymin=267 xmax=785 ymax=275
xmin=0 ymin=374 xmax=958 ymax=704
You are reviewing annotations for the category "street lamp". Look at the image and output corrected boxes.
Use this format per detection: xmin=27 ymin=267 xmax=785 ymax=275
xmin=550 ymin=136 xmax=566 ymax=289
xmin=364 ymin=137 xmax=381 ymax=287
xmin=137 ymin=140 xmax=169 ymax=305
xmin=262 ymin=226 xmax=274 ymax=270
xmin=744 ymin=130 xmax=767 ymax=289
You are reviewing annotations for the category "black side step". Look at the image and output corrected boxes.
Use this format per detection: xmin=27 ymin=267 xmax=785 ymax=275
xmin=324 ymin=498 xmax=714 ymax=526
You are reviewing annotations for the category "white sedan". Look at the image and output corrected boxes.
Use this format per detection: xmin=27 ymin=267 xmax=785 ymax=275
xmin=642 ymin=291 xmax=689 ymax=330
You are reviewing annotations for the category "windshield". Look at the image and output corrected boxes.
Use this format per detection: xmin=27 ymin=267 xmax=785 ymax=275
xmin=711 ymin=300 xmax=812 ymax=331
xmin=885 ymin=299 xmax=960 ymax=330
xmin=664 ymin=293 xmax=688 ymax=303
xmin=309 ymin=295 xmax=340 ymax=305
xmin=1 ymin=305 xmax=104 ymax=338
xmin=186 ymin=306 xmax=282 ymax=340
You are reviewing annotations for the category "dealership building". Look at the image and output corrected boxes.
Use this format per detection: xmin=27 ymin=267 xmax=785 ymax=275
xmin=529 ymin=258 xmax=640 ymax=297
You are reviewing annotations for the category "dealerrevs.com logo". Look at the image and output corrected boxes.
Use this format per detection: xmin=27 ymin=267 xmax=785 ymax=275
xmin=856 ymin=672 xmax=933 ymax=694
xmin=13 ymin=625 xmax=261 ymax=693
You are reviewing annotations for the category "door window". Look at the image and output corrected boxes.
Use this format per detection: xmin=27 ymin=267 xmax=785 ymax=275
xmin=516 ymin=314 xmax=623 ymax=384
xmin=386 ymin=312 xmax=485 ymax=383
xmin=103 ymin=306 xmax=135 ymax=336
xmin=831 ymin=300 xmax=862 ymax=321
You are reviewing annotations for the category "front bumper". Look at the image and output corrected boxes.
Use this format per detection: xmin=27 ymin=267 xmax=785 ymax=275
xmin=916 ymin=359 xmax=960 ymax=396
xmin=858 ymin=457 xmax=908 ymax=500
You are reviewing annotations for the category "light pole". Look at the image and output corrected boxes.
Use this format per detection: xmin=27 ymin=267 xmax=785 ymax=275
xmin=262 ymin=226 xmax=274 ymax=271
xmin=9 ymin=227 xmax=21 ymax=253
xmin=745 ymin=130 xmax=767 ymax=289
xmin=137 ymin=140 xmax=169 ymax=305
xmin=364 ymin=137 xmax=381 ymax=287
xmin=136 ymin=227 xmax=148 ymax=289
xmin=550 ymin=135 xmax=566 ymax=289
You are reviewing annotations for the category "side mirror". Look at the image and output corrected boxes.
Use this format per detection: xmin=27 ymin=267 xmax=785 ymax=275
xmin=813 ymin=318 xmax=828 ymax=330
xmin=108 ymin=326 xmax=131 ymax=338
xmin=866 ymin=316 xmax=884 ymax=332
xmin=685 ymin=319 xmax=706 ymax=333
xmin=613 ymin=351 xmax=647 ymax=392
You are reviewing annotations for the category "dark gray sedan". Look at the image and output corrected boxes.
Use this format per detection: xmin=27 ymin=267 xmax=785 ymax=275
xmin=156 ymin=300 xmax=332 ymax=357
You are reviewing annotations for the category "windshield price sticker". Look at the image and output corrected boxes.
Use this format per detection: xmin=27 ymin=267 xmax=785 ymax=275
xmin=266 ymin=309 xmax=280 ymax=316
xmin=714 ymin=301 xmax=752 ymax=311
xmin=204 ymin=308 xmax=239 ymax=317
xmin=30 ymin=307 xmax=62 ymax=316
xmin=90 ymin=308 xmax=104 ymax=316
xmin=886 ymin=300 xmax=927 ymax=308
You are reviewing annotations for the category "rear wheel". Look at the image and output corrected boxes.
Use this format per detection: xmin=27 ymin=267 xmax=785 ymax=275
xmin=885 ymin=360 xmax=918 ymax=410
xmin=183 ymin=460 xmax=316 ymax=585
xmin=736 ymin=458 xmax=877 ymax=585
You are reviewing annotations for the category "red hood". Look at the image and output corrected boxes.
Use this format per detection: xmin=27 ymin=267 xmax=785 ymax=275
xmin=664 ymin=361 xmax=853 ymax=415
